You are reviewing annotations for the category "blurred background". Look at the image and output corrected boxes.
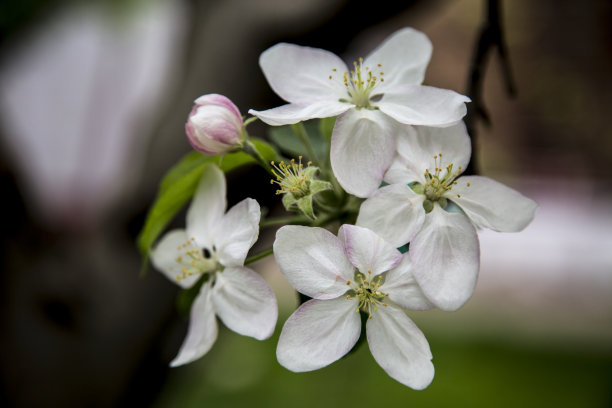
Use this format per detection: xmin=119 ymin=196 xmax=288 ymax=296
xmin=1 ymin=0 xmax=611 ymax=407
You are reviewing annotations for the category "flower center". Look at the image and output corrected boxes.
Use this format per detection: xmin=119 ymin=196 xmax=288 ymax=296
xmin=270 ymin=156 xmax=312 ymax=199
xmin=412 ymin=153 xmax=462 ymax=213
xmin=345 ymin=269 xmax=388 ymax=318
xmin=330 ymin=58 xmax=384 ymax=109
xmin=174 ymin=238 xmax=219 ymax=282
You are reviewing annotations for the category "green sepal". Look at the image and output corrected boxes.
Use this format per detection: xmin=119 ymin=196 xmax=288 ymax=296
xmin=310 ymin=179 xmax=332 ymax=195
xmin=296 ymin=195 xmax=315 ymax=220
xmin=303 ymin=166 xmax=319 ymax=179
xmin=282 ymin=192 xmax=297 ymax=211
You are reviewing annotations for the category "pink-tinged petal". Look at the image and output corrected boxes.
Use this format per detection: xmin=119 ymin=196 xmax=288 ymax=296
xmin=338 ymin=224 xmax=402 ymax=276
xmin=186 ymin=164 xmax=226 ymax=249
xmin=212 ymin=266 xmax=278 ymax=340
xmin=330 ymin=108 xmax=396 ymax=198
xmin=276 ymin=297 xmax=361 ymax=372
xmin=274 ymin=226 xmax=354 ymax=299
xmin=186 ymin=121 xmax=238 ymax=155
xmin=150 ymin=229 xmax=201 ymax=289
xmin=248 ymin=101 xmax=351 ymax=126
xmin=449 ymin=175 xmax=538 ymax=232
xmin=367 ymin=305 xmax=434 ymax=389
xmin=214 ymin=198 xmax=260 ymax=267
xmin=194 ymin=94 xmax=241 ymax=119
xmin=186 ymin=94 xmax=243 ymax=155
xmin=364 ymin=27 xmax=432 ymax=93
xmin=381 ymin=255 xmax=435 ymax=311
xmin=386 ymin=122 xmax=472 ymax=185
xmin=378 ymin=85 xmax=469 ymax=127
xmin=170 ymin=282 xmax=218 ymax=367
xmin=258 ymin=42 xmax=348 ymax=103
xmin=356 ymin=184 xmax=426 ymax=248
xmin=410 ymin=205 xmax=480 ymax=311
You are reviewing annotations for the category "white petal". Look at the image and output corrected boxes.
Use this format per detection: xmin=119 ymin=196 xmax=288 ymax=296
xmin=385 ymin=122 xmax=472 ymax=185
xmin=381 ymin=255 xmax=434 ymax=311
xmin=356 ymin=184 xmax=426 ymax=248
xmin=338 ymin=224 xmax=402 ymax=276
xmin=449 ymin=175 xmax=538 ymax=232
xmin=364 ymin=27 xmax=432 ymax=92
xmin=170 ymin=282 xmax=218 ymax=367
xmin=214 ymin=198 xmax=260 ymax=267
xmin=258 ymin=42 xmax=348 ymax=103
xmin=276 ymin=297 xmax=361 ymax=372
xmin=410 ymin=205 xmax=480 ymax=311
xmin=186 ymin=164 xmax=226 ymax=249
xmin=273 ymin=226 xmax=354 ymax=299
xmin=212 ymin=267 xmax=278 ymax=340
xmin=330 ymin=108 xmax=396 ymax=198
xmin=378 ymin=85 xmax=469 ymax=127
xmin=150 ymin=229 xmax=200 ymax=289
xmin=366 ymin=305 xmax=434 ymax=389
xmin=248 ymin=101 xmax=351 ymax=126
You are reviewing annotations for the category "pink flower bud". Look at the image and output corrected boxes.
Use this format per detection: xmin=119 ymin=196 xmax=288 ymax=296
xmin=185 ymin=94 xmax=244 ymax=155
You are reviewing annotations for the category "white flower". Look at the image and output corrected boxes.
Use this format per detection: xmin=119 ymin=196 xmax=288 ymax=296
xmin=248 ymin=27 xmax=470 ymax=198
xmin=151 ymin=164 xmax=278 ymax=366
xmin=357 ymin=122 xmax=538 ymax=311
xmin=273 ymin=224 xmax=435 ymax=389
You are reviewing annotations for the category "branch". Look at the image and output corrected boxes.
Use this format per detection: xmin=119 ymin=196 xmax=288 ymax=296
xmin=464 ymin=0 xmax=517 ymax=175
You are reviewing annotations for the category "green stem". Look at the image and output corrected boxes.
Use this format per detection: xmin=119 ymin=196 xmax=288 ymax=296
xmin=242 ymin=140 xmax=275 ymax=177
xmin=243 ymin=116 xmax=259 ymax=128
xmin=260 ymin=214 xmax=310 ymax=228
xmin=245 ymin=247 xmax=274 ymax=265
xmin=291 ymin=123 xmax=320 ymax=166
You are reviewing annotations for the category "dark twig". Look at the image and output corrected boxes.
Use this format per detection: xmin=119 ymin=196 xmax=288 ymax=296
xmin=464 ymin=0 xmax=517 ymax=175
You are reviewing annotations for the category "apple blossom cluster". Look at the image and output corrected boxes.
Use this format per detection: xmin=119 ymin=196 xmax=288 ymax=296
xmin=143 ymin=27 xmax=537 ymax=389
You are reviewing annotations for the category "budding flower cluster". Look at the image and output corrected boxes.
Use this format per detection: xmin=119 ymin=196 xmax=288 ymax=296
xmin=185 ymin=94 xmax=244 ymax=155
xmin=270 ymin=157 xmax=332 ymax=220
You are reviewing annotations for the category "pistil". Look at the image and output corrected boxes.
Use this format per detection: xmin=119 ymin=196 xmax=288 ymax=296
xmin=345 ymin=269 xmax=388 ymax=318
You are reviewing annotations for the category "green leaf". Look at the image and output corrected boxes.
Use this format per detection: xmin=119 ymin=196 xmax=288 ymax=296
xmin=160 ymin=150 xmax=211 ymax=194
xmin=138 ymin=157 xmax=213 ymax=257
xmin=268 ymin=119 xmax=327 ymax=161
xmin=137 ymin=139 xmax=278 ymax=261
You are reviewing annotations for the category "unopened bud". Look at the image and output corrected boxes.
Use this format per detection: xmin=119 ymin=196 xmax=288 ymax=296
xmin=185 ymin=94 xmax=243 ymax=155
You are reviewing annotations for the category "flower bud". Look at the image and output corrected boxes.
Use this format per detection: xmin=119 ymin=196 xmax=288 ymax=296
xmin=185 ymin=94 xmax=243 ymax=155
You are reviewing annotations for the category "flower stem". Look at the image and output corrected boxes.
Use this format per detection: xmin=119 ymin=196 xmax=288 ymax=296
xmin=291 ymin=123 xmax=321 ymax=167
xmin=260 ymin=214 xmax=310 ymax=228
xmin=242 ymin=139 xmax=275 ymax=177
xmin=245 ymin=247 xmax=274 ymax=265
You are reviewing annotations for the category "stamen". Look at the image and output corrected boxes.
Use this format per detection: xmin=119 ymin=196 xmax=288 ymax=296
xmin=270 ymin=156 xmax=312 ymax=198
